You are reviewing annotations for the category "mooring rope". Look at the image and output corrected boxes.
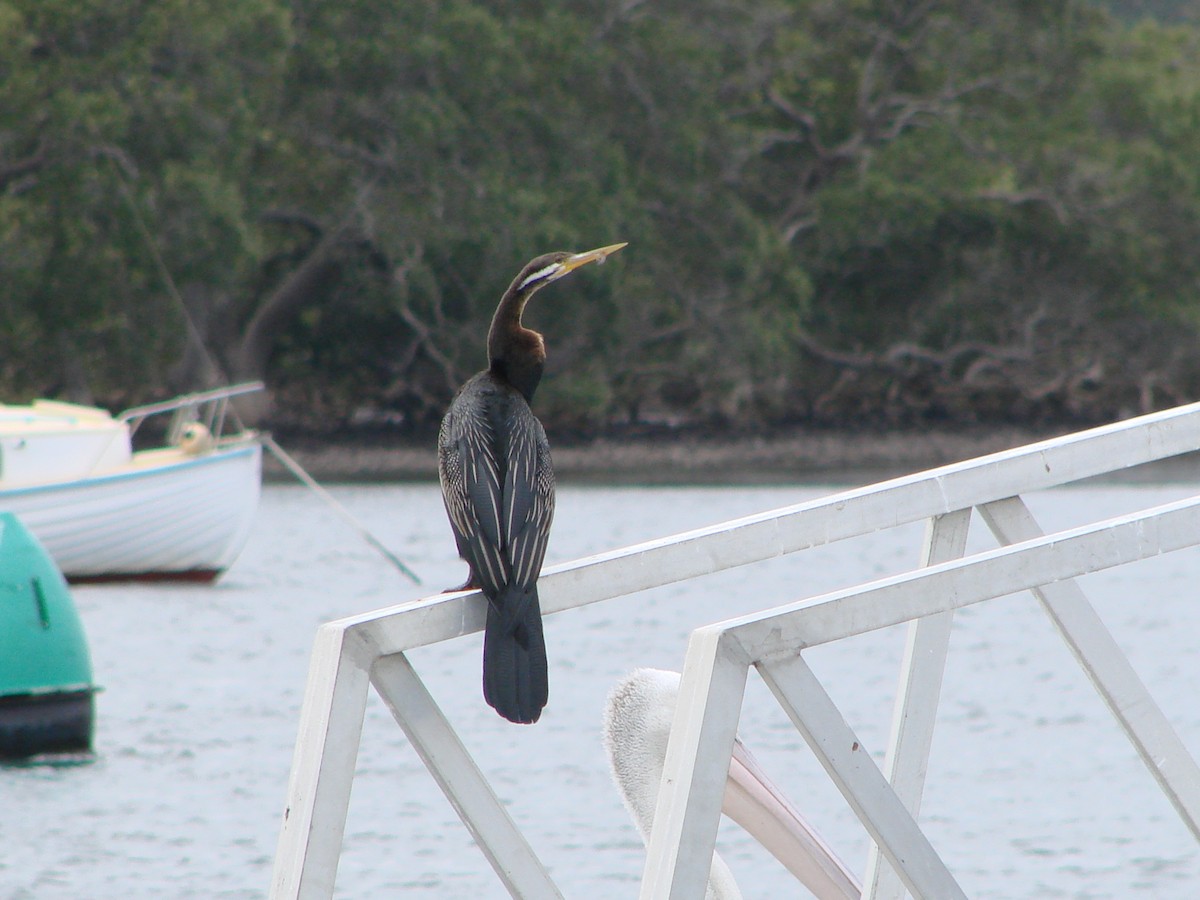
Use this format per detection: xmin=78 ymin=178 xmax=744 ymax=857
xmin=263 ymin=436 xmax=422 ymax=585
xmin=103 ymin=150 xmax=422 ymax=586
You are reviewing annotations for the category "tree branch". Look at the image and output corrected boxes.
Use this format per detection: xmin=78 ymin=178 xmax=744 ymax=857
xmin=231 ymin=224 xmax=351 ymax=379
xmin=0 ymin=147 xmax=46 ymax=192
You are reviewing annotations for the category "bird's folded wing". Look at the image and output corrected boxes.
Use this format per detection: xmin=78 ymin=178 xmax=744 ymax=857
xmin=441 ymin=403 xmax=509 ymax=599
xmin=502 ymin=410 xmax=556 ymax=592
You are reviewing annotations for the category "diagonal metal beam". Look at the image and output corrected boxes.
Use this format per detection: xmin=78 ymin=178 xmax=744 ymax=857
xmin=371 ymin=653 xmax=563 ymax=899
xmin=979 ymin=495 xmax=1200 ymax=840
xmin=759 ymin=654 xmax=967 ymax=899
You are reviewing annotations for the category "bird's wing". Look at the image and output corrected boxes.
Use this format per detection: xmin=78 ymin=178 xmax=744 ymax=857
xmin=501 ymin=406 xmax=556 ymax=592
xmin=439 ymin=398 xmax=509 ymax=597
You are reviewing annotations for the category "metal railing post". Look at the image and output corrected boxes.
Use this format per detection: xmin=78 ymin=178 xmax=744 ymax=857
xmin=865 ymin=507 xmax=972 ymax=898
xmin=641 ymin=630 xmax=751 ymax=900
xmin=271 ymin=624 xmax=373 ymax=900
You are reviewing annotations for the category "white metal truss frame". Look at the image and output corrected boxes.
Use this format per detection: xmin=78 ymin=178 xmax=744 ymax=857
xmin=270 ymin=402 xmax=1200 ymax=899
xmin=641 ymin=493 xmax=1200 ymax=899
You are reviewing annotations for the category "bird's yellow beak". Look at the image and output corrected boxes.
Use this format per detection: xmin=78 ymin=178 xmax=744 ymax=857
xmin=559 ymin=242 xmax=628 ymax=275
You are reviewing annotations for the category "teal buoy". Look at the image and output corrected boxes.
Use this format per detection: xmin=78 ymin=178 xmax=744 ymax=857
xmin=0 ymin=513 xmax=96 ymax=759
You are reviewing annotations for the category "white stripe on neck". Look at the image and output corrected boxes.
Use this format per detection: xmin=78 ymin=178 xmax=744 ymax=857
xmin=517 ymin=262 xmax=561 ymax=292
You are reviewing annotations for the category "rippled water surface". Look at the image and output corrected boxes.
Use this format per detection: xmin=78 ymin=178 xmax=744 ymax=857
xmin=4 ymin=479 xmax=1200 ymax=898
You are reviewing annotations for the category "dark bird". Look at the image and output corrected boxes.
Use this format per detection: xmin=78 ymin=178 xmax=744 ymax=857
xmin=438 ymin=242 xmax=627 ymax=723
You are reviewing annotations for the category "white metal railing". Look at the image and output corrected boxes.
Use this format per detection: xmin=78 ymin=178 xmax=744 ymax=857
xmin=642 ymin=494 xmax=1200 ymax=899
xmin=118 ymin=380 xmax=264 ymax=442
xmin=270 ymin=402 xmax=1200 ymax=899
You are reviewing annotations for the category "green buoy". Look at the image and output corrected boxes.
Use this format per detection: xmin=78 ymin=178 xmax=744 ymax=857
xmin=0 ymin=512 xmax=96 ymax=759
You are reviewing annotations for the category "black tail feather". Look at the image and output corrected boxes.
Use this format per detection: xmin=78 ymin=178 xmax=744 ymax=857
xmin=482 ymin=586 xmax=548 ymax=724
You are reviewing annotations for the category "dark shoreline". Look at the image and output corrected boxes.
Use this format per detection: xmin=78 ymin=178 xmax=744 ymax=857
xmin=262 ymin=424 xmax=1086 ymax=485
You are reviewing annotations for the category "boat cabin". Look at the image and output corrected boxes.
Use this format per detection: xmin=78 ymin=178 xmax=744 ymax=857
xmin=0 ymin=401 xmax=132 ymax=487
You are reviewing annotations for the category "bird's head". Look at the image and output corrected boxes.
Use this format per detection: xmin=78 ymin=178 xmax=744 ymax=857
xmin=489 ymin=242 xmax=627 ymax=399
xmin=509 ymin=242 xmax=628 ymax=296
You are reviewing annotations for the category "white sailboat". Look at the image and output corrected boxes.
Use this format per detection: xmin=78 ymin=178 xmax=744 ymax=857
xmin=0 ymin=383 xmax=263 ymax=583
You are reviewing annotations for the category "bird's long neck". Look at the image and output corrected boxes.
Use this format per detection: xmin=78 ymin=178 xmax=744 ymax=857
xmin=487 ymin=286 xmax=546 ymax=403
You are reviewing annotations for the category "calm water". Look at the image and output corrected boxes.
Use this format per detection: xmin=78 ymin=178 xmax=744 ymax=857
xmin=3 ymin=480 xmax=1200 ymax=899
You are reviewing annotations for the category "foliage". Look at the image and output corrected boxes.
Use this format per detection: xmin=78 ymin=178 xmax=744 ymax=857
xmin=0 ymin=0 xmax=292 ymax=402
xmin=2 ymin=1 xmax=1200 ymax=431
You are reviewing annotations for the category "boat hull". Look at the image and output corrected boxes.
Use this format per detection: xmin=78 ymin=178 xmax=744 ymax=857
xmin=0 ymin=442 xmax=261 ymax=582
xmin=70 ymin=568 xmax=221 ymax=585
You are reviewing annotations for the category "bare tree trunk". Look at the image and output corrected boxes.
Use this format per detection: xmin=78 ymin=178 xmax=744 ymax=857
xmin=55 ymin=333 xmax=94 ymax=405
xmin=227 ymin=225 xmax=349 ymax=423
xmin=168 ymin=283 xmax=229 ymax=393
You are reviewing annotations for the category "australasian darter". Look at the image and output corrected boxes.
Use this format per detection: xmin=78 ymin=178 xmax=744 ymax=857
xmin=438 ymin=242 xmax=627 ymax=723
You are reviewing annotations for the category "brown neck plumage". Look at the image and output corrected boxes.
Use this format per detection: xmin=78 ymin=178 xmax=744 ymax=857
xmin=487 ymin=284 xmax=546 ymax=403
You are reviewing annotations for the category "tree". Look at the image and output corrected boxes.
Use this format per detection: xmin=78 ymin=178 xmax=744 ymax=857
xmin=256 ymin=0 xmax=810 ymax=430
xmin=0 ymin=0 xmax=295 ymax=403
xmin=2 ymin=0 xmax=1200 ymax=434
xmin=732 ymin=0 xmax=1200 ymax=424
